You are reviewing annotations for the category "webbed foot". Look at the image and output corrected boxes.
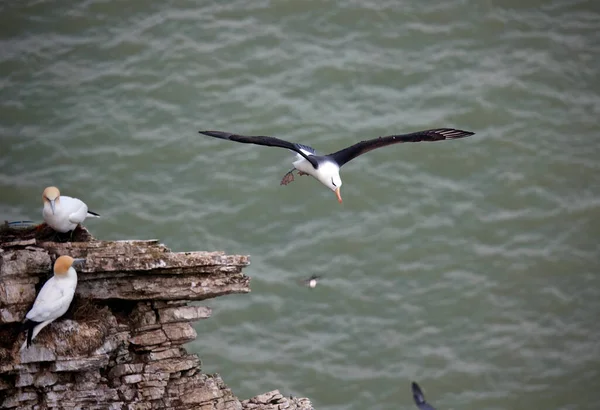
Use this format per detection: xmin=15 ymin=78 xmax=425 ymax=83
xmin=280 ymin=169 xmax=295 ymax=186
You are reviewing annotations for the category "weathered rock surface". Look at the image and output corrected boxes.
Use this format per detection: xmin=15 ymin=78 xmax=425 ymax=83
xmin=242 ymin=390 xmax=314 ymax=410
xmin=0 ymin=225 xmax=314 ymax=410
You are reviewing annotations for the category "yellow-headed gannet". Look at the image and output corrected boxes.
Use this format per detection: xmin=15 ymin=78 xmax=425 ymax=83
xmin=22 ymin=255 xmax=84 ymax=349
xmin=42 ymin=186 xmax=100 ymax=233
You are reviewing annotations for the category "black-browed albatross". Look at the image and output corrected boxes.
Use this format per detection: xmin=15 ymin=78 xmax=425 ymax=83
xmin=199 ymin=128 xmax=474 ymax=203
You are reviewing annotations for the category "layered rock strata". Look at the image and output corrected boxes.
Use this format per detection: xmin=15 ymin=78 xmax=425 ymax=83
xmin=0 ymin=225 xmax=313 ymax=410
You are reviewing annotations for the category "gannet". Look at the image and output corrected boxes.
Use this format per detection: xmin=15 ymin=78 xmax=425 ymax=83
xmin=42 ymin=186 xmax=100 ymax=233
xmin=21 ymin=255 xmax=84 ymax=349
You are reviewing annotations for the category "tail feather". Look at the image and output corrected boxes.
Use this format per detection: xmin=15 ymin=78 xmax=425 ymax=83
xmin=22 ymin=319 xmax=40 ymax=348
xmin=87 ymin=210 xmax=100 ymax=217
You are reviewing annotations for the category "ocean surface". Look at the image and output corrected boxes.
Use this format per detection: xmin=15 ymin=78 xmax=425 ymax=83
xmin=1 ymin=1 xmax=599 ymax=409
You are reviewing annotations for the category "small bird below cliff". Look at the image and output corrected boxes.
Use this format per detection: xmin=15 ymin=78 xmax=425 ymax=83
xmin=300 ymin=274 xmax=321 ymax=289
xmin=199 ymin=128 xmax=474 ymax=203
xmin=412 ymin=381 xmax=437 ymax=410
xmin=42 ymin=186 xmax=100 ymax=233
xmin=21 ymin=255 xmax=85 ymax=349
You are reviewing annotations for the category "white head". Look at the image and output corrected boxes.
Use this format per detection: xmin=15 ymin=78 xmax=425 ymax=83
xmin=43 ymin=186 xmax=61 ymax=214
xmin=316 ymin=162 xmax=343 ymax=203
xmin=54 ymin=255 xmax=85 ymax=277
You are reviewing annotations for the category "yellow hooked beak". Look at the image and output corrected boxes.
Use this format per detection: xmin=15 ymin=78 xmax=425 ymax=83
xmin=335 ymin=187 xmax=342 ymax=203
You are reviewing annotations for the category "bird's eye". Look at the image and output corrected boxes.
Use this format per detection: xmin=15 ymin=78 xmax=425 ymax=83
xmin=331 ymin=179 xmax=337 ymax=187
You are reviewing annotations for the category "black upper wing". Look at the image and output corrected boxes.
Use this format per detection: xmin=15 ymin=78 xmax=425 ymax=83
xmin=199 ymin=131 xmax=319 ymax=168
xmin=328 ymin=128 xmax=475 ymax=167
xmin=411 ymin=382 xmax=437 ymax=410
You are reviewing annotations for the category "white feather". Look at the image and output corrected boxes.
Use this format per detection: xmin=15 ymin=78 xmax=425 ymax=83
xmin=43 ymin=195 xmax=97 ymax=233
xmin=26 ymin=275 xmax=76 ymax=322
xmin=23 ymin=266 xmax=77 ymax=348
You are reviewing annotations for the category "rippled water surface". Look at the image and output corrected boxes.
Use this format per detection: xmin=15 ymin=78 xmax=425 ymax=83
xmin=1 ymin=1 xmax=599 ymax=409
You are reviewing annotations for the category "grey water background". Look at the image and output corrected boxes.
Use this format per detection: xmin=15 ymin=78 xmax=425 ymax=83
xmin=1 ymin=0 xmax=599 ymax=409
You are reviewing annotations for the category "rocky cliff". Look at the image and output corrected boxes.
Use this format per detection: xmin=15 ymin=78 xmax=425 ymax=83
xmin=0 ymin=224 xmax=313 ymax=410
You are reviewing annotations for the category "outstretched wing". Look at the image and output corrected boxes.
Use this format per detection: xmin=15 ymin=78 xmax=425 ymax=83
xmin=199 ymin=131 xmax=319 ymax=169
xmin=411 ymin=382 xmax=437 ymax=410
xmin=328 ymin=128 xmax=475 ymax=167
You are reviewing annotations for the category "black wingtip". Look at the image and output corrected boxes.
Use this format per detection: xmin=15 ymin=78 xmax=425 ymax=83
xmin=437 ymin=128 xmax=475 ymax=139
xmin=412 ymin=381 xmax=425 ymax=404
xmin=198 ymin=130 xmax=233 ymax=140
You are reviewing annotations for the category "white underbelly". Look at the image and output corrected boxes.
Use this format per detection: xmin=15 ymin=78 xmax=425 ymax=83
xmin=43 ymin=209 xmax=77 ymax=232
xmin=293 ymin=157 xmax=316 ymax=176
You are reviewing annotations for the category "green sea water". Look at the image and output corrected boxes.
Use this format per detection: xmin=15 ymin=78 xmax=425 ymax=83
xmin=1 ymin=1 xmax=599 ymax=409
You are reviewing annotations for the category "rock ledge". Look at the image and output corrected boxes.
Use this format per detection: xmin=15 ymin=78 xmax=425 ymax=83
xmin=0 ymin=225 xmax=313 ymax=410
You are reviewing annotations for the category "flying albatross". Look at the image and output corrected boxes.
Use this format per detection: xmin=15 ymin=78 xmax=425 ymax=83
xmin=199 ymin=128 xmax=474 ymax=203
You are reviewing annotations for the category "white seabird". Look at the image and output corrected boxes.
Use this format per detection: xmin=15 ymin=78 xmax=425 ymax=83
xmin=199 ymin=128 xmax=475 ymax=203
xmin=42 ymin=186 xmax=100 ymax=233
xmin=22 ymin=255 xmax=84 ymax=349
xmin=301 ymin=274 xmax=321 ymax=289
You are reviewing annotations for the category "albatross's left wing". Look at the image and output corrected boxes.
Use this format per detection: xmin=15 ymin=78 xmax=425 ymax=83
xmin=328 ymin=128 xmax=474 ymax=168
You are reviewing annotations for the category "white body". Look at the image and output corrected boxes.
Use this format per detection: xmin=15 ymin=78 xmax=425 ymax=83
xmin=293 ymin=155 xmax=315 ymax=175
xmin=43 ymin=195 xmax=95 ymax=232
xmin=24 ymin=266 xmax=78 ymax=345
xmin=293 ymin=152 xmax=341 ymax=190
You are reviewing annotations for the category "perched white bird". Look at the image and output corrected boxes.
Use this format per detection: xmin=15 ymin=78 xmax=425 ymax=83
xmin=42 ymin=186 xmax=100 ymax=233
xmin=22 ymin=255 xmax=84 ymax=349
xmin=199 ymin=128 xmax=475 ymax=203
